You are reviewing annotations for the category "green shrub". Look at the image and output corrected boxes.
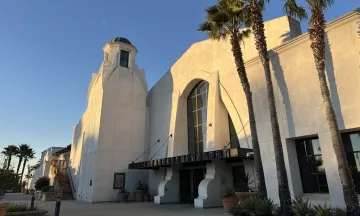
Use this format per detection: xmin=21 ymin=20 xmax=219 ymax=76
xmin=254 ymin=199 xmax=278 ymax=216
xmin=291 ymin=197 xmax=314 ymax=216
xmin=41 ymin=185 xmax=54 ymax=192
xmin=35 ymin=176 xmax=50 ymax=191
xmin=240 ymin=197 xmax=278 ymax=216
xmin=334 ymin=208 xmax=346 ymax=216
xmin=7 ymin=203 xmax=38 ymax=212
xmin=134 ymin=180 xmax=143 ymax=190
xmin=231 ymin=205 xmax=249 ymax=216
xmin=313 ymin=204 xmax=336 ymax=216
xmin=221 ymin=185 xmax=236 ymax=198
xmin=241 ymin=197 xmax=258 ymax=214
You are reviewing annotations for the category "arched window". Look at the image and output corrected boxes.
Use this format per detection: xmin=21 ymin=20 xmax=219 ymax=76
xmin=187 ymin=81 xmax=209 ymax=154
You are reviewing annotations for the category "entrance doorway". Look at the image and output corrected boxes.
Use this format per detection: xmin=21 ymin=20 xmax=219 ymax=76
xmin=179 ymin=168 xmax=206 ymax=204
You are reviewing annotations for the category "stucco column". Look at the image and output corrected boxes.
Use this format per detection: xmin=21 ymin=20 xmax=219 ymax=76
xmin=318 ymin=132 xmax=346 ymax=208
xmin=154 ymin=167 xmax=180 ymax=204
xmin=194 ymin=160 xmax=233 ymax=208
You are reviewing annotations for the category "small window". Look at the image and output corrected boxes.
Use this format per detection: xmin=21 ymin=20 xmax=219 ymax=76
xmin=296 ymin=137 xmax=329 ymax=193
xmin=120 ymin=50 xmax=129 ymax=68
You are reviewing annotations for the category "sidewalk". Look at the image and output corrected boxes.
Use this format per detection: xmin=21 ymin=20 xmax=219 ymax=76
xmin=2 ymin=193 xmax=225 ymax=216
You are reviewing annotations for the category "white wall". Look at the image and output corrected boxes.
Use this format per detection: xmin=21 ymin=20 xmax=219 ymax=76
xmin=70 ymin=40 xmax=148 ymax=202
xmin=29 ymin=147 xmax=63 ymax=189
xmin=149 ymin=15 xmax=301 ymax=207
xmin=148 ymin=10 xmax=360 ymax=208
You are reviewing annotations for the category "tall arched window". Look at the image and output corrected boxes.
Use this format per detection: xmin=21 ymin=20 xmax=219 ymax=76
xmin=187 ymin=81 xmax=209 ymax=154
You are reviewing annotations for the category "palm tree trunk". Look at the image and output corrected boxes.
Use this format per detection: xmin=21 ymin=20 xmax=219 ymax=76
xmin=309 ymin=7 xmax=359 ymax=214
xmin=19 ymin=157 xmax=27 ymax=185
xmin=16 ymin=156 xmax=23 ymax=176
xmin=230 ymin=33 xmax=267 ymax=198
xmin=250 ymin=2 xmax=292 ymax=215
xmin=7 ymin=156 xmax=12 ymax=170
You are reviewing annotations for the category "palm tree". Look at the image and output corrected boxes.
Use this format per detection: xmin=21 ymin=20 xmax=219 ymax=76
xmin=240 ymin=0 xmax=292 ymax=214
xmin=284 ymin=0 xmax=360 ymax=214
xmin=198 ymin=0 xmax=267 ymax=198
xmin=1 ymin=145 xmax=19 ymax=170
xmin=19 ymin=148 xmax=35 ymax=186
xmin=16 ymin=144 xmax=31 ymax=177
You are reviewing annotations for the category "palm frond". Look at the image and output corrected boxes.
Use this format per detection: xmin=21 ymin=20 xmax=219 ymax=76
xmin=199 ymin=0 xmax=250 ymax=41
xmin=314 ymin=0 xmax=334 ymax=10
xmin=284 ymin=0 xmax=308 ymax=20
xmin=238 ymin=28 xmax=251 ymax=44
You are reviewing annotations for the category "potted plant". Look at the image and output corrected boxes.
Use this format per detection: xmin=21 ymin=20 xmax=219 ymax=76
xmin=235 ymin=173 xmax=258 ymax=206
xmin=0 ymin=202 xmax=9 ymax=216
xmin=41 ymin=186 xmax=56 ymax=201
xmin=134 ymin=181 xmax=145 ymax=202
xmin=142 ymin=183 xmax=150 ymax=202
xmin=119 ymin=188 xmax=129 ymax=202
xmin=221 ymin=185 xmax=237 ymax=213
xmin=34 ymin=176 xmax=50 ymax=200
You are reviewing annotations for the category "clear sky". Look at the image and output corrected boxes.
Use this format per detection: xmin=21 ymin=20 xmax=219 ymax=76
xmin=0 ymin=0 xmax=358 ymax=167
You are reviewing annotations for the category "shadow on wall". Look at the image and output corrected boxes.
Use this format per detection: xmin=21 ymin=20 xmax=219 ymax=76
xmin=324 ymin=34 xmax=345 ymax=129
xmin=69 ymin=119 xmax=83 ymax=191
xmin=74 ymin=131 xmax=98 ymax=201
xmin=270 ymin=50 xmax=296 ymax=138
xmin=281 ymin=32 xmax=293 ymax=43
xmin=218 ymin=81 xmax=250 ymax=149
xmin=147 ymin=70 xmax=173 ymax=196
xmin=147 ymin=70 xmax=173 ymax=160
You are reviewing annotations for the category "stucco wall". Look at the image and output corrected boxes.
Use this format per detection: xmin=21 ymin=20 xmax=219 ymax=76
xmin=148 ymin=10 xmax=360 ymax=208
xmin=70 ymin=41 xmax=148 ymax=202
xmin=243 ymin=11 xmax=360 ymax=206
xmin=146 ymin=16 xmax=300 ymax=160
xmin=29 ymin=147 xmax=63 ymax=189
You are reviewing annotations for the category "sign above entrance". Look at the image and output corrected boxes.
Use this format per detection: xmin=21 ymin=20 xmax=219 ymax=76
xmin=128 ymin=148 xmax=253 ymax=170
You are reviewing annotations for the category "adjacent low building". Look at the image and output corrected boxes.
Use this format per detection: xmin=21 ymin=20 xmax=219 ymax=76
xmin=69 ymin=9 xmax=360 ymax=209
xmin=28 ymin=147 xmax=64 ymax=189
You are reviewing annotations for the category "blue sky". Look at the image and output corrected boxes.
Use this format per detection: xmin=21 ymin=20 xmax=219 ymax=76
xmin=0 ymin=0 xmax=358 ymax=167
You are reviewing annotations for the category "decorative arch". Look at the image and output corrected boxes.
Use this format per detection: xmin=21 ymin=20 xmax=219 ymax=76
xmin=177 ymin=70 xmax=212 ymax=99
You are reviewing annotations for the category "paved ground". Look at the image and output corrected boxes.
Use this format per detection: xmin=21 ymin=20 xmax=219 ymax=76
xmin=2 ymin=193 xmax=225 ymax=216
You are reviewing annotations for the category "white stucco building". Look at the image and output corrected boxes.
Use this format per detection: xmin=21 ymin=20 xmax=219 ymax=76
xmin=29 ymin=147 xmax=63 ymax=189
xmin=69 ymin=10 xmax=360 ymax=209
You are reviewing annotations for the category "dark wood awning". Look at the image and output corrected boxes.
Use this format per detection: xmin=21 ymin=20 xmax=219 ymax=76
xmin=128 ymin=148 xmax=253 ymax=170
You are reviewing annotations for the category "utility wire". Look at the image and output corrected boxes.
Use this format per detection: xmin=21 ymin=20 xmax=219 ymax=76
xmin=223 ymin=120 xmax=250 ymax=150
xmin=219 ymin=81 xmax=250 ymax=148
xmin=202 ymin=123 xmax=212 ymax=152
xmin=133 ymin=138 xmax=160 ymax=163
xmin=150 ymin=134 xmax=172 ymax=160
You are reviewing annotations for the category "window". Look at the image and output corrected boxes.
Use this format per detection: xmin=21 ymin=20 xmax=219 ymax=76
xmin=120 ymin=50 xmax=129 ymax=67
xmin=229 ymin=115 xmax=239 ymax=148
xmin=342 ymin=131 xmax=360 ymax=193
xmin=187 ymin=81 xmax=209 ymax=154
xmin=296 ymin=137 xmax=329 ymax=193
